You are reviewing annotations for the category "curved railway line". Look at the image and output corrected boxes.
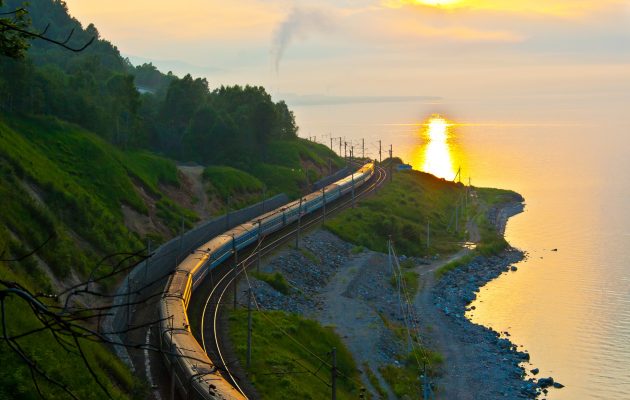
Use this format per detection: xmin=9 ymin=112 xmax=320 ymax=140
xmin=160 ymin=162 xmax=387 ymax=399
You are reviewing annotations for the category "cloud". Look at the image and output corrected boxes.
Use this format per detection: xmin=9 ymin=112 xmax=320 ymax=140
xmin=389 ymin=22 xmax=524 ymax=42
xmin=382 ymin=0 xmax=626 ymax=17
xmin=280 ymin=93 xmax=441 ymax=106
xmin=271 ymin=7 xmax=335 ymax=72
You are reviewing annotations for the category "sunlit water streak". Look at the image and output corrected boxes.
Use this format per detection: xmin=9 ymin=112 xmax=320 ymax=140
xmin=418 ymin=116 xmax=457 ymax=180
xmin=291 ymin=101 xmax=630 ymax=399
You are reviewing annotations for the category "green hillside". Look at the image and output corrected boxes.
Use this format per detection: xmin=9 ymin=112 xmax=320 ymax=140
xmin=0 ymin=0 xmax=345 ymax=397
xmin=0 ymin=115 xmax=181 ymax=398
xmin=326 ymin=168 xmax=468 ymax=257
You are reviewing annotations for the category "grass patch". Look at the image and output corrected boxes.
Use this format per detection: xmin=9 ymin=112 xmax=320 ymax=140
xmin=252 ymin=271 xmax=291 ymax=295
xmin=299 ymin=247 xmax=321 ymax=264
xmin=351 ymin=245 xmax=364 ymax=255
xmin=250 ymin=163 xmax=307 ymax=199
xmin=265 ymin=139 xmax=343 ymax=172
xmin=475 ymin=187 xmax=523 ymax=206
xmin=325 ymin=170 xmax=468 ymax=257
xmin=434 ymin=212 xmax=509 ymax=279
xmin=120 ymin=149 xmax=179 ymax=194
xmin=203 ymin=165 xmax=264 ymax=199
xmin=379 ymin=348 xmax=442 ymax=400
xmin=390 ymin=270 xmax=420 ymax=298
xmin=228 ymin=310 xmax=362 ymax=400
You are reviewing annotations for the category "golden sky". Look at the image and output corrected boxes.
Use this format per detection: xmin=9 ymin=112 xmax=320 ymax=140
xmin=63 ymin=0 xmax=630 ymax=123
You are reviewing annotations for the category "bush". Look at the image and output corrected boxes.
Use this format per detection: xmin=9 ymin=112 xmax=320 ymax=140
xmin=252 ymin=271 xmax=291 ymax=295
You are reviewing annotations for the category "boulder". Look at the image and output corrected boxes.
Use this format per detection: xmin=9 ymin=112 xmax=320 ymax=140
xmin=530 ymin=368 xmax=540 ymax=375
xmin=537 ymin=377 xmax=554 ymax=388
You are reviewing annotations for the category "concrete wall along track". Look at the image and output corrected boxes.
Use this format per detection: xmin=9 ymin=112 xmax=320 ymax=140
xmin=105 ymin=166 xmax=354 ymax=398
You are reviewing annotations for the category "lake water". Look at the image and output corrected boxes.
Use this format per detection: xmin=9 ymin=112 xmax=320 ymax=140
xmin=291 ymin=99 xmax=630 ymax=399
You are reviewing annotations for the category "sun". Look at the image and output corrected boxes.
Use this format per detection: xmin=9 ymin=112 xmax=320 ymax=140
xmin=415 ymin=0 xmax=462 ymax=7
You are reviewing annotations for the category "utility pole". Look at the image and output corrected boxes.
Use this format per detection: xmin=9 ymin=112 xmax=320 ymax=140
xmin=338 ymin=137 xmax=342 ymax=156
xmin=389 ymin=144 xmax=393 ymax=182
xmin=232 ymin=235 xmax=238 ymax=310
xmin=331 ymin=347 xmax=337 ymax=400
xmin=362 ymin=138 xmax=365 ymax=160
xmin=351 ymin=145 xmax=354 ymax=161
xmin=455 ymin=202 xmax=459 ymax=233
xmin=296 ymin=197 xmax=303 ymax=248
xmin=379 ymin=140 xmax=382 ymax=164
xmin=344 ymin=141 xmax=347 ymax=159
xmin=257 ymin=220 xmax=262 ymax=272
xmin=246 ymin=288 xmax=253 ymax=369
xmin=422 ymin=364 xmax=430 ymax=400
xmin=322 ymin=187 xmax=327 ymax=223
xmin=330 ymin=136 xmax=333 ymax=152
xmin=305 ymin=167 xmax=310 ymax=190
xmin=351 ymin=172 xmax=355 ymax=207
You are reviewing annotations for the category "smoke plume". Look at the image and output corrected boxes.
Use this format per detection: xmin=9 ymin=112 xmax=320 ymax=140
xmin=271 ymin=7 xmax=333 ymax=73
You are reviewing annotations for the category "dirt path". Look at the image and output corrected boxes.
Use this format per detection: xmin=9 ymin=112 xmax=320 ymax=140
xmin=312 ymin=251 xmax=398 ymax=399
xmin=177 ymin=165 xmax=211 ymax=219
xmin=415 ymin=249 xmax=475 ymax=399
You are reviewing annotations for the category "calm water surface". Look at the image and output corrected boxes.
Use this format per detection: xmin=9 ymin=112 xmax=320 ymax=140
xmin=293 ymin=100 xmax=630 ymax=399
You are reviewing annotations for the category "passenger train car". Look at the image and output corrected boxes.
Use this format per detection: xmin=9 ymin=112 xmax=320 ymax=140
xmin=158 ymin=162 xmax=375 ymax=399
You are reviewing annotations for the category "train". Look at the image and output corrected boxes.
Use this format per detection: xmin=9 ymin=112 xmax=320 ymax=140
xmin=158 ymin=162 xmax=375 ymax=400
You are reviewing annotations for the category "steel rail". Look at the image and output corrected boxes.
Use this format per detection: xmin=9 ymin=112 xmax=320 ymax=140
xmin=199 ymin=164 xmax=387 ymax=397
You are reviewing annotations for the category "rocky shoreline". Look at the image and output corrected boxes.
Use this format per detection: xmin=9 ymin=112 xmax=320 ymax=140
xmin=431 ymin=201 xmax=563 ymax=399
xmin=238 ymin=200 xmax=562 ymax=399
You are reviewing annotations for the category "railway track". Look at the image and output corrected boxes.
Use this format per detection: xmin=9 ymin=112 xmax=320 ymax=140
xmin=194 ymin=163 xmax=388 ymax=398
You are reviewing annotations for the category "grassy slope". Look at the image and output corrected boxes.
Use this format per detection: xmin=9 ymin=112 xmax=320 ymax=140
xmin=203 ymin=139 xmax=345 ymax=203
xmin=326 ymin=169 xmax=467 ymax=257
xmin=0 ymin=114 xmax=195 ymax=398
xmin=253 ymin=139 xmax=343 ymax=199
xmin=228 ymin=310 xmax=362 ymax=400
xmin=435 ymin=186 xmax=522 ymax=278
xmin=0 ymin=115 xmax=346 ymax=398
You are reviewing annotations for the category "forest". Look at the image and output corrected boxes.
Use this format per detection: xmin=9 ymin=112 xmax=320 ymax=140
xmin=0 ymin=0 xmax=299 ymax=168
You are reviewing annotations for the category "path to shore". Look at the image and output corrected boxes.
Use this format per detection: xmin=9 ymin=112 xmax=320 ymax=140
xmin=415 ymin=249 xmax=474 ymax=399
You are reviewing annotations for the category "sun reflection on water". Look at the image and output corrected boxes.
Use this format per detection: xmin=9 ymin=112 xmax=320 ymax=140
xmin=418 ymin=115 xmax=457 ymax=180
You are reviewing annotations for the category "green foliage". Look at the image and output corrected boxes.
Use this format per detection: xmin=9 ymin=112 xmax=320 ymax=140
xmin=250 ymin=163 xmax=307 ymax=199
xmin=252 ymin=271 xmax=291 ymax=295
xmin=434 ymin=194 xmax=514 ymax=278
xmin=351 ymin=245 xmax=365 ymax=254
xmin=265 ymin=140 xmax=342 ymax=171
xmin=0 ymin=0 xmax=31 ymax=59
xmin=475 ymin=187 xmax=523 ymax=206
xmin=391 ymin=270 xmax=420 ymax=298
xmin=203 ymin=165 xmax=263 ymax=199
xmin=299 ymin=247 xmax=321 ymax=264
xmin=228 ymin=310 xmax=361 ymax=400
xmin=120 ymin=150 xmax=179 ymax=194
xmin=379 ymin=347 xmax=442 ymax=400
xmin=326 ymin=170 xmax=467 ymax=257
xmin=0 ymin=115 xmax=195 ymax=272
xmin=435 ymin=254 xmax=475 ymax=279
